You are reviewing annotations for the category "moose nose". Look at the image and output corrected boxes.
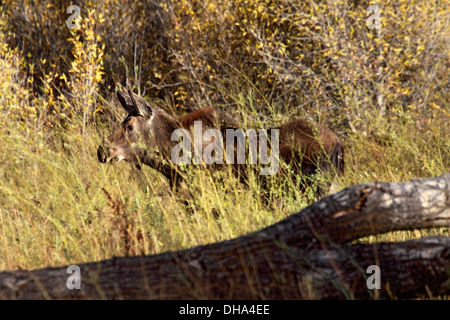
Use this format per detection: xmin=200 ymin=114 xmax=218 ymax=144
xmin=97 ymin=146 xmax=107 ymax=163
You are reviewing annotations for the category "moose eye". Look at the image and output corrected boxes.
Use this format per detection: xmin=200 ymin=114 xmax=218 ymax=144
xmin=127 ymin=125 xmax=133 ymax=132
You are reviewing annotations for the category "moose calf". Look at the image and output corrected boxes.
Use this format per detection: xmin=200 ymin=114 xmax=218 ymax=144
xmin=97 ymin=90 xmax=344 ymax=197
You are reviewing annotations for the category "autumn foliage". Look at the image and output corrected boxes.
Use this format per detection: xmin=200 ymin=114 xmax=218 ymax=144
xmin=3 ymin=0 xmax=448 ymax=131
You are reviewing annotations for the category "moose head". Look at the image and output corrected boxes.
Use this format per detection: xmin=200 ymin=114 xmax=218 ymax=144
xmin=97 ymin=90 xmax=179 ymax=169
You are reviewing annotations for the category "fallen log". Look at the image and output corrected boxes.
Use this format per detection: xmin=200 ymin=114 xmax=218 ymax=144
xmin=0 ymin=174 xmax=449 ymax=299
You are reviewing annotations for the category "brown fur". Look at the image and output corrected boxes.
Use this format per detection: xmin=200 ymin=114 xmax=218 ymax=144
xmin=279 ymin=119 xmax=343 ymax=172
xmin=180 ymin=107 xmax=238 ymax=132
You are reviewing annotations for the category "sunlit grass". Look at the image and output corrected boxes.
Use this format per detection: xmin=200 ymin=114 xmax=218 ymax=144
xmin=0 ymin=95 xmax=448 ymax=273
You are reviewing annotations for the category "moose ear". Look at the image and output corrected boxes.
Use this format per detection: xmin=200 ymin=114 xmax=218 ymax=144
xmin=128 ymin=90 xmax=153 ymax=119
xmin=116 ymin=90 xmax=136 ymax=114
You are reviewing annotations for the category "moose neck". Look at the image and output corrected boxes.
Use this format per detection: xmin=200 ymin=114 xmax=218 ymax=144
xmin=145 ymin=108 xmax=180 ymax=158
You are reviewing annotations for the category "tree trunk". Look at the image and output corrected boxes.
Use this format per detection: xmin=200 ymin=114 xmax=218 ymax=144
xmin=1 ymin=174 xmax=449 ymax=300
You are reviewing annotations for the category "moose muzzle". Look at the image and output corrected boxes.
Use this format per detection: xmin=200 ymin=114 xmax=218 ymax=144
xmin=97 ymin=144 xmax=108 ymax=163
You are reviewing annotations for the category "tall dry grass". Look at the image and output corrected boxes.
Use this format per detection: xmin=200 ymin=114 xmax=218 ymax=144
xmin=0 ymin=2 xmax=448 ymax=300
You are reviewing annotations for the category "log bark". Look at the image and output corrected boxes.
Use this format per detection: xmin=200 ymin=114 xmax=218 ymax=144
xmin=0 ymin=174 xmax=449 ymax=300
